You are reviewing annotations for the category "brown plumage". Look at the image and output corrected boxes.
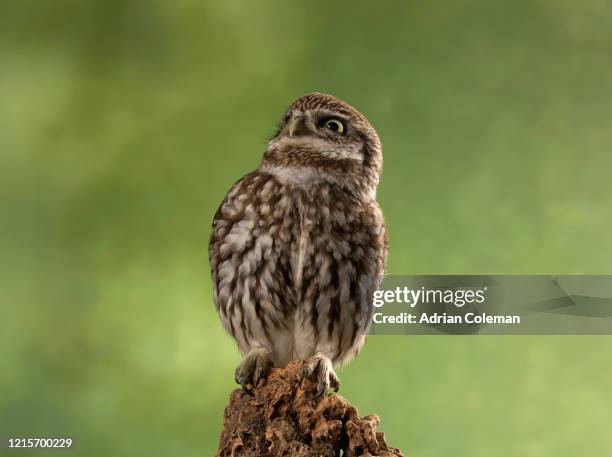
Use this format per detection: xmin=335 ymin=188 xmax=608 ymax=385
xmin=209 ymin=93 xmax=387 ymax=396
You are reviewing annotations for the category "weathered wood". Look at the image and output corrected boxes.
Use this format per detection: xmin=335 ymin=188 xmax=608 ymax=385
xmin=216 ymin=360 xmax=405 ymax=457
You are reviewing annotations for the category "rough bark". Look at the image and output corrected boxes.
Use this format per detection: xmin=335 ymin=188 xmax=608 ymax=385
xmin=215 ymin=360 xmax=405 ymax=457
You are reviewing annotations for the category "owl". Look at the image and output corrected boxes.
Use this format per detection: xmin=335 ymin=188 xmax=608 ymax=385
xmin=209 ymin=93 xmax=387 ymax=397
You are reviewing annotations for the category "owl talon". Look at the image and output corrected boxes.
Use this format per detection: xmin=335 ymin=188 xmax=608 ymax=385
xmin=235 ymin=349 xmax=271 ymax=393
xmin=299 ymin=366 xmax=310 ymax=382
xmin=254 ymin=364 xmax=266 ymax=386
xmin=315 ymin=380 xmax=328 ymax=399
xmin=234 ymin=371 xmax=245 ymax=388
xmin=302 ymin=353 xmax=340 ymax=399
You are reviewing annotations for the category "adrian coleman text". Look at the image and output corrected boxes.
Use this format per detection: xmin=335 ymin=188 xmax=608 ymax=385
xmin=373 ymin=312 xmax=521 ymax=325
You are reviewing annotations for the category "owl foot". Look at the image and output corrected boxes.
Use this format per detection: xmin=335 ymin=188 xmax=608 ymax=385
xmin=300 ymin=352 xmax=340 ymax=399
xmin=235 ymin=348 xmax=272 ymax=394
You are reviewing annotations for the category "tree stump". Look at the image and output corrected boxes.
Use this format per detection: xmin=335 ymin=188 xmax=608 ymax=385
xmin=215 ymin=360 xmax=405 ymax=457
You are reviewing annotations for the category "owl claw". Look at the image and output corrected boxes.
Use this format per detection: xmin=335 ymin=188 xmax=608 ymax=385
xmin=299 ymin=366 xmax=310 ymax=380
xmin=301 ymin=353 xmax=340 ymax=399
xmin=235 ymin=349 xmax=271 ymax=394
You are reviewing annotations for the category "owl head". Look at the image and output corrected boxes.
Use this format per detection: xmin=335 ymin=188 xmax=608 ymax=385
xmin=261 ymin=93 xmax=382 ymax=195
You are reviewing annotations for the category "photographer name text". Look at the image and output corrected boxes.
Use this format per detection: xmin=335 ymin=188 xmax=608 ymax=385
xmin=372 ymin=286 xmax=521 ymax=325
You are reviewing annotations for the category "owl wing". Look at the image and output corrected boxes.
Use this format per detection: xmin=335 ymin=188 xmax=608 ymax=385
xmin=208 ymin=171 xmax=294 ymax=354
xmin=351 ymin=199 xmax=388 ymax=333
xmin=209 ymin=174 xmax=245 ymax=312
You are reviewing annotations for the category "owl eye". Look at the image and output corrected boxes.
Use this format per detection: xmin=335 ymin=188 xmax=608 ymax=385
xmin=322 ymin=118 xmax=345 ymax=134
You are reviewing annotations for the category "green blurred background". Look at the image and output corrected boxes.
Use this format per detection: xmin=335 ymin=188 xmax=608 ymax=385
xmin=2 ymin=1 xmax=612 ymax=456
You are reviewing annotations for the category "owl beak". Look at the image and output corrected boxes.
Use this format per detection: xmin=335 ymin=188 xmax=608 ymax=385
xmin=288 ymin=116 xmax=306 ymax=137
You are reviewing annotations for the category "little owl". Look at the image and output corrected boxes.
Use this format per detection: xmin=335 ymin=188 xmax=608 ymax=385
xmin=209 ymin=93 xmax=387 ymax=397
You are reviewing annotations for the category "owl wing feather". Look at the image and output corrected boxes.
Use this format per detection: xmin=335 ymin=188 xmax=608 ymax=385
xmin=209 ymin=171 xmax=295 ymax=355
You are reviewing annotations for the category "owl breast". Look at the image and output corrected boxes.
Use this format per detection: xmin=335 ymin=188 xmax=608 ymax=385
xmin=209 ymin=170 xmax=387 ymax=368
